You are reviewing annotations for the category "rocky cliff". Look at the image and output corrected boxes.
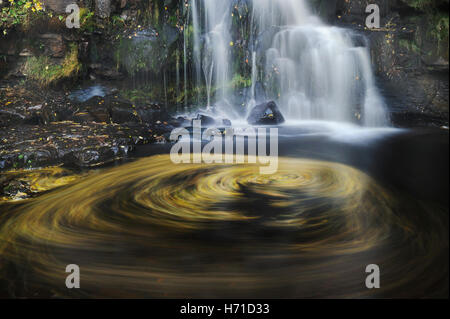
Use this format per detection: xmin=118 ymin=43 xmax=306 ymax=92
xmin=0 ymin=0 xmax=448 ymax=126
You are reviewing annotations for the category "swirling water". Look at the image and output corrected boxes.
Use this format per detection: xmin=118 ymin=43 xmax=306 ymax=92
xmin=0 ymin=127 xmax=447 ymax=298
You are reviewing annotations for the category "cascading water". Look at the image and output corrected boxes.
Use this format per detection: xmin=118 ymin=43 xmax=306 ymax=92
xmin=189 ymin=0 xmax=388 ymax=126
xmin=199 ymin=0 xmax=233 ymax=108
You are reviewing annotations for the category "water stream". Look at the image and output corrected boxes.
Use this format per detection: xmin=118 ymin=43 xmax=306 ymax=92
xmin=0 ymin=1 xmax=447 ymax=299
xmin=0 ymin=128 xmax=447 ymax=298
xmin=189 ymin=0 xmax=387 ymax=126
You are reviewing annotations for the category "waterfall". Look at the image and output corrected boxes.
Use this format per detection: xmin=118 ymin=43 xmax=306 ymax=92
xmin=191 ymin=0 xmax=202 ymax=105
xmin=189 ymin=0 xmax=388 ymax=126
xmin=199 ymin=0 xmax=233 ymax=108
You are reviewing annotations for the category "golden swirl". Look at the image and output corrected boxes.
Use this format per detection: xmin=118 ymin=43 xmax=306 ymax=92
xmin=0 ymin=155 xmax=447 ymax=298
xmin=0 ymin=166 xmax=84 ymax=202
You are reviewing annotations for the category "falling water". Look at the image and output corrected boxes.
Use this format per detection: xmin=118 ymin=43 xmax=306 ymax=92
xmin=184 ymin=4 xmax=190 ymax=110
xmin=199 ymin=0 xmax=233 ymax=108
xmin=190 ymin=0 xmax=388 ymax=126
xmin=191 ymin=0 xmax=202 ymax=105
xmin=249 ymin=50 xmax=257 ymax=109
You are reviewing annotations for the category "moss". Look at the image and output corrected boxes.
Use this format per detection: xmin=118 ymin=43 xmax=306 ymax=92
xmin=79 ymin=8 xmax=96 ymax=32
xmin=402 ymin=0 xmax=435 ymax=10
xmin=401 ymin=0 xmax=448 ymax=11
xmin=402 ymin=0 xmax=449 ymax=58
xmin=120 ymin=88 xmax=153 ymax=104
xmin=24 ymin=44 xmax=81 ymax=87
xmin=429 ymin=13 xmax=449 ymax=51
xmin=117 ymin=38 xmax=157 ymax=75
xmin=231 ymin=74 xmax=252 ymax=89
xmin=399 ymin=39 xmax=421 ymax=53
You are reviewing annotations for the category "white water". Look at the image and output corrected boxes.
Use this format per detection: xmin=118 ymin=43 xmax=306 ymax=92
xmin=200 ymin=0 xmax=233 ymax=107
xmin=189 ymin=0 xmax=388 ymax=127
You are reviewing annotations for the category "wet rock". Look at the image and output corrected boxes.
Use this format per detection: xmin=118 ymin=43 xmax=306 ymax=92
xmin=0 ymin=110 xmax=26 ymax=126
xmin=43 ymin=0 xmax=81 ymax=13
xmin=94 ymin=67 xmax=124 ymax=80
xmin=368 ymin=24 xmax=449 ymax=125
xmin=137 ymin=106 xmax=162 ymax=124
xmin=0 ymin=165 xmax=88 ymax=202
xmin=120 ymin=10 xmax=138 ymax=22
xmin=161 ymin=24 xmax=179 ymax=48
xmin=335 ymin=0 xmax=392 ymax=22
xmin=247 ymin=101 xmax=285 ymax=125
xmin=118 ymin=25 xmax=180 ymax=75
xmin=195 ymin=114 xmax=216 ymax=127
xmin=171 ymin=117 xmax=191 ymax=127
xmin=110 ymin=105 xmax=140 ymax=124
xmin=68 ymin=147 xmax=112 ymax=167
xmin=72 ymin=112 xmax=97 ymax=123
xmin=223 ymin=119 xmax=232 ymax=127
xmin=38 ymin=34 xmax=66 ymax=58
xmin=88 ymin=64 xmax=124 ymax=80
xmin=333 ymin=1 xmax=449 ymax=125
xmin=0 ymin=179 xmax=30 ymax=200
xmin=95 ymin=0 xmax=111 ymax=18
xmin=390 ymin=111 xmax=449 ymax=128
xmin=89 ymin=106 xmax=110 ymax=123
xmin=0 ymin=121 xmax=158 ymax=170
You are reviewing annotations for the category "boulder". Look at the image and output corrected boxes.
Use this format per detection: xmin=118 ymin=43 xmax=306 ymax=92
xmin=95 ymin=0 xmax=111 ymax=18
xmin=223 ymin=119 xmax=232 ymax=127
xmin=247 ymin=101 xmax=285 ymax=125
xmin=38 ymin=34 xmax=66 ymax=58
xmin=43 ymin=0 xmax=80 ymax=14
xmin=195 ymin=114 xmax=216 ymax=127
xmin=0 ymin=110 xmax=26 ymax=126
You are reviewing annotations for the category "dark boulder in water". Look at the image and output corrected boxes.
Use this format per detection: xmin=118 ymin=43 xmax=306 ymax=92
xmin=247 ymin=101 xmax=285 ymax=125
xmin=195 ymin=114 xmax=216 ymax=127
xmin=223 ymin=119 xmax=232 ymax=127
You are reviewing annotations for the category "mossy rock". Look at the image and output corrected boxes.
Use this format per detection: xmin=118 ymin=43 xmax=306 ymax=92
xmin=23 ymin=43 xmax=81 ymax=87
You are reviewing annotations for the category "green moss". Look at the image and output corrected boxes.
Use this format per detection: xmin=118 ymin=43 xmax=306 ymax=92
xmin=79 ymin=7 xmax=95 ymax=32
xmin=402 ymin=0 xmax=449 ymax=58
xmin=231 ymin=74 xmax=252 ymax=89
xmin=120 ymin=88 xmax=153 ymax=104
xmin=24 ymin=44 xmax=81 ymax=87
xmin=402 ymin=0 xmax=438 ymax=10
xmin=429 ymin=13 xmax=449 ymax=50
xmin=117 ymin=37 xmax=163 ymax=75
xmin=399 ymin=39 xmax=421 ymax=53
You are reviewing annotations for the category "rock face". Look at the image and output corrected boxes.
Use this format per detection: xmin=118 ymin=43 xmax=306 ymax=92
xmin=43 ymin=0 xmax=80 ymax=13
xmin=312 ymin=0 xmax=450 ymax=126
xmin=363 ymin=4 xmax=449 ymax=126
xmin=118 ymin=26 xmax=179 ymax=75
xmin=195 ymin=114 xmax=216 ymax=127
xmin=334 ymin=0 xmax=393 ymax=20
xmin=0 ymin=83 xmax=177 ymax=171
xmin=1 ymin=0 xmax=448 ymax=128
xmin=95 ymin=0 xmax=112 ymax=18
xmin=38 ymin=34 xmax=66 ymax=58
xmin=247 ymin=101 xmax=285 ymax=125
